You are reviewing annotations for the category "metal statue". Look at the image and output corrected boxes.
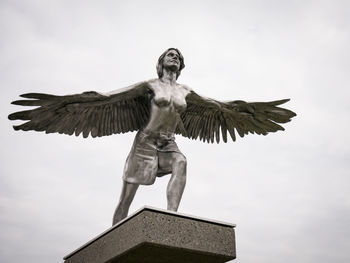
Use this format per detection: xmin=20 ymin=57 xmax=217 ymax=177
xmin=8 ymin=48 xmax=296 ymax=225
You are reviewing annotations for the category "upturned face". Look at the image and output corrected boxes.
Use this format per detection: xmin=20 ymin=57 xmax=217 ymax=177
xmin=162 ymin=49 xmax=181 ymax=71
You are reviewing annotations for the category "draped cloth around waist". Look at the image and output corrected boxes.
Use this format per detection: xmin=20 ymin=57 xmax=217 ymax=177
xmin=123 ymin=130 xmax=183 ymax=185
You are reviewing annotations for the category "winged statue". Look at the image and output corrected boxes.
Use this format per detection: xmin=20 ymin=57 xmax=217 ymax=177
xmin=8 ymin=48 xmax=296 ymax=225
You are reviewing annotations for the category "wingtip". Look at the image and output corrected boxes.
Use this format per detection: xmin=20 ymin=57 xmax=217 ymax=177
xmin=20 ymin=93 xmax=55 ymax=99
xmin=271 ymin=98 xmax=290 ymax=105
xmin=13 ymin=125 xmax=21 ymax=131
xmin=8 ymin=113 xmax=16 ymax=120
xmin=20 ymin=93 xmax=36 ymax=98
xmin=11 ymin=100 xmax=28 ymax=106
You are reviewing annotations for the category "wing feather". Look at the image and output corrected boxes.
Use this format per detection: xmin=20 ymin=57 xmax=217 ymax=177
xmin=199 ymin=114 xmax=206 ymax=141
xmin=129 ymin=101 xmax=138 ymax=131
xmin=205 ymin=111 xmax=213 ymax=143
xmin=188 ymin=114 xmax=197 ymax=139
xmin=121 ymin=102 xmax=128 ymax=133
xmin=74 ymin=108 xmax=87 ymax=136
xmin=103 ymin=105 xmax=110 ymax=136
xmin=98 ymin=106 xmax=106 ymax=137
xmin=220 ymin=113 xmax=228 ymax=143
xmin=114 ymin=103 xmax=121 ymax=133
xmin=195 ymin=115 xmax=205 ymax=140
xmin=190 ymin=115 xmax=199 ymax=139
xmin=208 ymin=112 xmax=215 ymax=143
xmin=214 ymin=116 xmax=220 ymax=143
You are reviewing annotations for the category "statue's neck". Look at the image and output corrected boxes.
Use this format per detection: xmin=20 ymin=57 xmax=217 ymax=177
xmin=161 ymin=69 xmax=177 ymax=85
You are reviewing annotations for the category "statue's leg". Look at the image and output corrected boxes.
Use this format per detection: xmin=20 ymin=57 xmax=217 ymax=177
xmin=159 ymin=152 xmax=187 ymax=211
xmin=112 ymin=181 xmax=139 ymax=225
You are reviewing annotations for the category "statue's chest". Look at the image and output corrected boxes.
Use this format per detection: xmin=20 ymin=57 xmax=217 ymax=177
xmin=151 ymin=85 xmax=187 ymax=112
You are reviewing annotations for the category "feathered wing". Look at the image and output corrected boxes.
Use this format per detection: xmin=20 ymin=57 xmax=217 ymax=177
xmin=8 ymin=82 xmax=152 ymax=138
xmin=178 ymin=91 xmax=296 ymax=143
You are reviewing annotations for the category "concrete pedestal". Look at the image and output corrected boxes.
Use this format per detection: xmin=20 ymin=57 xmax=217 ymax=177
xmin=64 ymin=206 xmax=236 ymax=263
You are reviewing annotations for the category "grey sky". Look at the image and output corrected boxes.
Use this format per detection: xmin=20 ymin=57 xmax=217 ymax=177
xmin=1 ymin=0 xmax=349 ymax=262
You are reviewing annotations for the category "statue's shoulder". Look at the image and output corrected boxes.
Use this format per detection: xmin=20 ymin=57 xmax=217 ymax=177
xmin=146 ymin=79 xmax=159 ymax=86
xmin=178 ymin=83 xmax=193 ymax=96
xmin=145 ymin=79 xmax=160 ymax=91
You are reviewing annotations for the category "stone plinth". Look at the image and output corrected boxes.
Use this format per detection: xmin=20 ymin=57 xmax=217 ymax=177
xmin=63 ymin=206 xmax=236 ymax=263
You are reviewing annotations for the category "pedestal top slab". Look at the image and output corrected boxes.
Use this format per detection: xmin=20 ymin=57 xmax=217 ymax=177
xmin=64 ymin=206 xmax=236 ymax=263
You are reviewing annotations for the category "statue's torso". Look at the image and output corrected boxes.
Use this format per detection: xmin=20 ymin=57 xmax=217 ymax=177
xmin=143 ymin=79 xmax=190 ymax=134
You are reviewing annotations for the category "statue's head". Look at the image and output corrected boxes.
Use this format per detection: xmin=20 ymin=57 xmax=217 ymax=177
xmin=157 ymin=48 xmax=185 ymax=79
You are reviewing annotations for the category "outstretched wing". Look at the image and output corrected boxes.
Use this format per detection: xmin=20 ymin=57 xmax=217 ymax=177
xmin=8 ymin=82 xmax=152 ymax=138
xmin=179 ymin=91 xmax=296 ymax=143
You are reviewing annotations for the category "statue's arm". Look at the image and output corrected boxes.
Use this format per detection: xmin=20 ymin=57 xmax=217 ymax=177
xmin=183 ymin=86 xmax=259 ymax=114
xmin=105 ymin=79 xmax=155 ymax=98
xmin=183 ymin=85 xmax=222 ymax=109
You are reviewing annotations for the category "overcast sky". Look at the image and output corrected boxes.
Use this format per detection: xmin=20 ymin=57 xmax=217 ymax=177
xmin=1 ymin=0 xmax=349 ymax=262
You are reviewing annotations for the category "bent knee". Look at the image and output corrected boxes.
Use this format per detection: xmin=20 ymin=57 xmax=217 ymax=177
xmin=173 ymin=154 xmax=187 ymax=167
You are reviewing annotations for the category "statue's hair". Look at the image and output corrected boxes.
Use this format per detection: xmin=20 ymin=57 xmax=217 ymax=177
xmin=156 ymin=48 xmax=185 ymax=79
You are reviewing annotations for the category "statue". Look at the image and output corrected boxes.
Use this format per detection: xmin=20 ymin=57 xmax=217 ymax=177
xmin=8 ymin=48 xmax=296 ymax=225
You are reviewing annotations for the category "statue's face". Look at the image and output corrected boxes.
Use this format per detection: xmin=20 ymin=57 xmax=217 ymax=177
xmin=162 ymin=49 xmax=181 ymax=71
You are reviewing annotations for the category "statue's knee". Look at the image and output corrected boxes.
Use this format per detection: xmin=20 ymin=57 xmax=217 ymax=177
xmin=174 ymin=154 xmax=187 ymax=167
